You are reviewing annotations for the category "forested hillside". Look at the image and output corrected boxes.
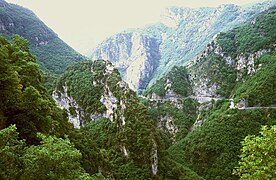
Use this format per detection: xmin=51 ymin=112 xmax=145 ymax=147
xmin=53 ymin=59 xmax=204 ymax=179
xmin=0 ymin=35 xmax=89 ymax=179
xmin=91 ymin=0 xmax=275 ymax=92
xmin=0 ymin=0 xmax=83 ymax=74
xmin=146 ymin=10 xmax=276 ymax=179
xmin=0 ymin=35 xmax=203 ymax=179
xmin=0 ymin=2 xmax=275 ymax=180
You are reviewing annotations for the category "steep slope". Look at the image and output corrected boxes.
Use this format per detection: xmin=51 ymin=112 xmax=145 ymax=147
xmin=92 ymin=31 xmax=162 ymax=92
xmin=53 ymin=60 xmax=203 ymax=179
xmin=0 ymin=0 xmax=83 ymax=74
xmin=0 ymin=35 xmax=96 ymax=179
xmin=0 ymin=34 xmax=72 ymax=144
xmin=148 ymin=10 xmax=276 ymax=179
xmin=91 ymin=0 xmax=275 ymax=92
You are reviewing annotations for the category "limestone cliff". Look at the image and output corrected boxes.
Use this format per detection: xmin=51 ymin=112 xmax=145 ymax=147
xmin=53 ymin=60 xmax=133 ymax=128
xmin=92 ymin=32 xmax=160 ymax=92
xmin=53 ymin=60 xmax=163 ymax=176
xmin=91 ymin=1 xmax=275 ymax=91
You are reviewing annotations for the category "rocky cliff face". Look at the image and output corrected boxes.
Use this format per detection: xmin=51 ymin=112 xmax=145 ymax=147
xmin=92 ymin=32 xmax=161 ymax=92
xmin=91 ymin=1 xmax=275 ymax=91
xmin=157 ymin=113 xmax=178 ymax=140
xmin=53 ymin=60 xmax=162 ymax=176
xmin=53 ymin=60 xmax=133 ymax=128
xmin=187 ymin=36 xmax=275 ymax=101
xmin=145 ymin=9 xmax=276 ymax=135
xmin=53 ymin=85 xmax=84 ymax=128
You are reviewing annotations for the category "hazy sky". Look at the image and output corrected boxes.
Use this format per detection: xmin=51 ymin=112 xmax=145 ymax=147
xmin=6 ymin=0 xmax=262 ymax=55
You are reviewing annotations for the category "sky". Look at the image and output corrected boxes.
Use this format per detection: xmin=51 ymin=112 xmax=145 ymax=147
xmin=6 ymin=0 xmax=262 ymax=55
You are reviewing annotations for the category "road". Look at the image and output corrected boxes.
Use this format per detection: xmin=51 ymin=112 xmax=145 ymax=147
xmin=239 ymin=106 xmax=276 ymax=110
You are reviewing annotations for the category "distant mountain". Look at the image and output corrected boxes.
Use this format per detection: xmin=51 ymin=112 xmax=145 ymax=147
xmin=144 ymin=10 xmax=276 ymax=179
xmin=0 ymin=0 xmax=83 ymax=74
xmin=146 ymin=9 xmax=276 ymax=105
xmin=91 ymin=0 xmax=275 ymax=92
xmin=1 ymin=4 xmax=275 ymax=179
xmin=53 ymin=10 xmax=276 ymax=178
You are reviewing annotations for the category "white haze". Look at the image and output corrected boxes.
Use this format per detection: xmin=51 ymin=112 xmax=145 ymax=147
xmin=6 ymin=0 xmax=263 ymax=55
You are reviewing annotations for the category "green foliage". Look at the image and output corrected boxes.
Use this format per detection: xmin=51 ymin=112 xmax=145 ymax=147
xmin=0 ymin=6 xmax=275 ymax=180
xmin=144 ymin=66 xmax=192 ymax=97
xmin=145 ymin=3 xmax=275 ymax=88
xmin=56 ymin=60 xmax=108 ymax=116
xmin=21 ymin=133 xmax=92 ymax=180
xmin=144 ymin=77 xmax=166 ymax=97
xmin=148 ymin=98 xmax=198 ymax=140
xmin=0 ymin=2 xmax=83 ymax=74
xmin=166 ymin=11 xmax=276 ymax=179
xmin=0 ymin=125 xmax=93 ymax=180
xmin=59 ymin=60 xmax=200 ymax=178
xmin=12 ymin=34 xmax=30 ymax=52
xmin=157 ymin=155 xmax=204 ymax=180
xmin=233 ymin=125 xmax=276 ymax=179
xmin=190 ymin=54 xmax=237 ymax=97
xmin=32 ymin=38 xmax=83 ymax=74
xmin=217 ymin=11 xmax=276 ymax=57
xmin=0 ymin=125 xmax=24 ymax=180
xmin=233 ymin=52 xmax=276 ymax=106
xmin=41 ymin=70 xmax=58 ymax=94
xmin=0 ymin=35 xmax=72 ymax=144
xmin=173 ymin=102 xmax=276 ymax=179
xmin=69 ymin=114 xmax=153 ymax=179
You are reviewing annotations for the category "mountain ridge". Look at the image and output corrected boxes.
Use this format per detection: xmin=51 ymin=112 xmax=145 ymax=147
xmin=91 ymin=0 xmax=275 ymax=92
xmin=0 ymin=0 xmax=84 ymax=74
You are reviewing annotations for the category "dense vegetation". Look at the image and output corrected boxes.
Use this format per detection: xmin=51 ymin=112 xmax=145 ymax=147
xmin=188 ymin=54 xmax=237 ymax=97
xmin=0 ymin=34 xmax=199 ymax=180
xmin=0 ymin=35 xmax=72 ymax=144
xmin=217 ymin=11 xmax=276 ymax=57
xmin=55 ymin=59 xmax=204 ymax=179
xmin=145 ymin=98 xmax=198 ymax=141
xmin=233 ymin=125 xmax=276 ymax=179
xmin=1 ymin=4 xmax=276 ymax=180
xmin=0 ymin=125 xmax=95 ymax=180
xmin=170 ymin=103 xmax=276 ymax=179
xmin=144 ymin=11 xmax=276 ymax=179
xmin=56 ymin=61 xmax=107 ymax=115
xmin=233 ymin=52 xmax=276 ymax=106
xmin=161 ymin=10 xmax=276 ymax=180
xmin=0 ymin=35 xmax=96 ymax=179
xmin=216 ymin=10 xmax=276 ymax=106
xmin=0 ymin=0 xmax=83 ymax=74
xmin=144 ymin=66 xmax=192 ymax=97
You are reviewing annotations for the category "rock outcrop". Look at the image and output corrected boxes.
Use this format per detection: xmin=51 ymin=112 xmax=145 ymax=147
xmin=53 ymin=60 xmax=161 ymax=176
xmin=91 ymin=1 xmax=275 ymax=91
xmin=158 ymin=114 xmax=178 ymax=140
xmin=53 ymin=85 xmax=84 ymax=128
xmin=52 ymin=60 xmax=131 ymax=128
xmin=186 ymin=38 xmax=274 ymax=101
xmin=92 ymin=32 xmax=160 ymax=92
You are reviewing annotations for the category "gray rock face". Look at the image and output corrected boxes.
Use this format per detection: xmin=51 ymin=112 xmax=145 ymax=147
xmin=52 ymin=61 xmax=130 ymax=128
xmin=186 ymin=39 xmax=224 ymax=99
xmin=186 ymin=37 xmax=274 ymax=101
xmin=236 ymin=49 xmax=271 ymax=80
xmin=151 ymin=140 xmax=158 ymax=176
xmin=92 ymin=32 xmax=161 ymax=92
xmin=52 ymin=85 xmax=84 ymax=128
xmin=91 ymin=1 xmax=274 ymax=91
xmin=158 ymin=114 xmax=178 ymax=140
